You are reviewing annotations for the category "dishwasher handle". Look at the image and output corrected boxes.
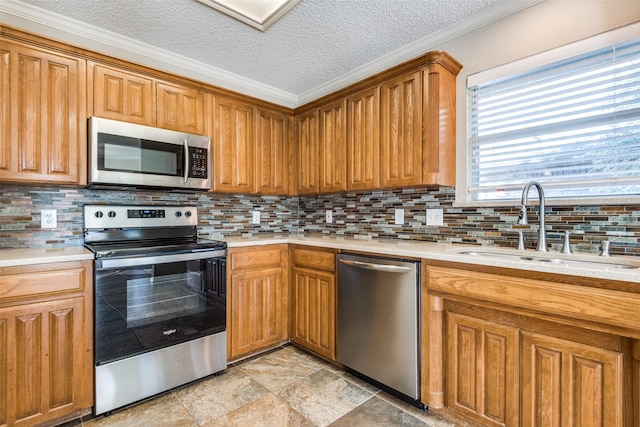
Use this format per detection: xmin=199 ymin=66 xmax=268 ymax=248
xmin=339 ymin=258 xmax=412 ymax=274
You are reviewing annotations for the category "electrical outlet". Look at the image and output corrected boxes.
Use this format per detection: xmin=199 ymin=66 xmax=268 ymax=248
xmin=326 ymin=210 xmax=333 ymax=224
xmin=426 ymin=208 xmax=444 ymax=226
xmin=252 ymin=211 xmax=261 ymax=224
xmin=394 ymin=208 xmax=404 ymax=225
xmin=41 ymin=209 xmax=57 ymax=229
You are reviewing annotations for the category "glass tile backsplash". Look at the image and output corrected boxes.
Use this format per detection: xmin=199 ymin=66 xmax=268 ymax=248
xmin=1 ymin=185 xmax=638 ymax=256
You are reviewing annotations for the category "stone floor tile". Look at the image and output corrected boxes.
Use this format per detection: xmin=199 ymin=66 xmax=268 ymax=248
xmin=84 ymin=394 xmax=196 ymax=427
xmin=203 ymin=394 xmax=314 ymax=427
xmin=173 ymin=367 xmax=270 ymax=425
xmin=329 ymin=395 xmax=428 ymax=427
xmin=276 ymin=368 xmax=373 ymax=427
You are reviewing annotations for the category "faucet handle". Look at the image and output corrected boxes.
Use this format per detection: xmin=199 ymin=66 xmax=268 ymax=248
xmin=561 ymin=230 xmax=584 ymax=254
xmin=600 ymin=234 xmax=624 ymax=257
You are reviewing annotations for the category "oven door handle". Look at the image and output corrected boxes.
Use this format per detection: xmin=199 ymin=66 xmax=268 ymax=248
xmin=97 ymin=250 xmax=226 ymax=269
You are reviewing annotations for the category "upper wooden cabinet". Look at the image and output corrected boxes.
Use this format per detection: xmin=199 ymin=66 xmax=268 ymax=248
xmin=1 ymin=38 xmax=86 ymax=185
xmin=211 ymin=95 xmax=255 ymax=193
xmin=255 ymin=108 xmax=291 ymax=195
xmin=156 ymin=81 xmax=206 ymax=135
xmin=318 ymin=100 xmax=347 ymax=193
xmin=89 ymin=63 xmax=155 ymax=126
xmin=347 ymin=86 xmax=380 ymax=191
xmin=293 ymin=52 xmax=462 ymax=194
xmin=295 ymin=110 xmax=320 ymax=195
xmin=380 ymin=70 xmax=423 ymax=188
xmin=90 ymin=62 xmax=206 ymax=135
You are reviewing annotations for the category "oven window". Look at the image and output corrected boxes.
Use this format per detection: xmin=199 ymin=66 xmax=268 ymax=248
xmin=95 ymin=258 xmax=226 ymax=365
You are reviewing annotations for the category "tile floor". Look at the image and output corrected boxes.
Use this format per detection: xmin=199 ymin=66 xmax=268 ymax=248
xmin=77 ymin=344 xmax=456 ymax=427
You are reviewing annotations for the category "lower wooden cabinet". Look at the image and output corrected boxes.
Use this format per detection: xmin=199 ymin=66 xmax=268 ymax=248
xmin=227 ymin=245 xmax=288 ymax=360
xmin=446 ymin=312 xmax=519 ymax=427
xmin=521 ymin=332 xmax=623 ymax=427
xmin=0 ymin=261 xmax=93 ymax=427
xmin=290 ymin=246 xmax=336 ymax=361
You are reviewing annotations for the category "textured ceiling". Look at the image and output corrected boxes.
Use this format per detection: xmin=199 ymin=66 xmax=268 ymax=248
xmin=5 ymin=0 xmax=537 ymax=106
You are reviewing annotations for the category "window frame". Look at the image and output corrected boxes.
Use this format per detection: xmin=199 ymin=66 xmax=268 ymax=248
xmin=457 ymin=21 xmax=640 ymax=207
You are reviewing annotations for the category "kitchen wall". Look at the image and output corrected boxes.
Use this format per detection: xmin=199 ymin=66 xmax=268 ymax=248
xmin=2 ymin=184 xmax=638 ymax=256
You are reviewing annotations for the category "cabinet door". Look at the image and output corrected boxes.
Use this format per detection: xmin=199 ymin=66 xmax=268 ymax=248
xmin=347 ymin=86 xmax=380 ymax=191
xmin=157 ymin=81 xmax=206 ymax=134
xmin=380 ymin=70 xmax=422 ymax=188
xmin=318 ymin=100 xmax=347 ymax=193
xmin=521 ymin=332 xmax=623 ymax=427
xmin=0 ymin=298 xmax=90 ymax=426
xmin=291 ymin=267 xmax=336 ymax=360
xmin=0 ymin=40 xmax=86 ymax=184
xmin=212 ymin=96 xmax=254 ymax=193
xmin=255 ymin=108 xmax=290 ymax=195
xmin=446 ymin=312 xmax=519 ymax=427
xmin=90 ymin=63 xmax=155 ymax=126
xmin=229 ymin=267 xmax=285 ymax=359
xmin=295 ymin=110 xmax=319 ymax=195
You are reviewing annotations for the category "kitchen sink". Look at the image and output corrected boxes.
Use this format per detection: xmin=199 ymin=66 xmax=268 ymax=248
xmin=454 ymin=250 xmax=638 ymax=270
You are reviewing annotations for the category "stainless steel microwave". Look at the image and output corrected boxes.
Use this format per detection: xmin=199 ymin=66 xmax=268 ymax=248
xmin=88 ymin=117 xmax=211 ymax=190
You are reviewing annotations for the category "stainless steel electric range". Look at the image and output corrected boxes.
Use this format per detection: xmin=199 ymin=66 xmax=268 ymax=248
xmin=84 ymin=205 xmax=227 ymax=415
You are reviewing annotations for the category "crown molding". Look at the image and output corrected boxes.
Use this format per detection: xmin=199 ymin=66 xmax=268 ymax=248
xmin=1 ymin=0 xmax=541 ymax=108
xmin=298 ymin=0 xmax=543 ymax=105
xmin=0 ymin=0 xmax=300 ymax=107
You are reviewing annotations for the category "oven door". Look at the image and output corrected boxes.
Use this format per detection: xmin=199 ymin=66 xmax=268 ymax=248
xmin=94 ymin=251 xmax=226 ymax=365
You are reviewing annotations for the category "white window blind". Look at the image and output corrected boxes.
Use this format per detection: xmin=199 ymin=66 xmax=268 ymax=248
xmin=467 ymin=37 xmax=640 ymax=202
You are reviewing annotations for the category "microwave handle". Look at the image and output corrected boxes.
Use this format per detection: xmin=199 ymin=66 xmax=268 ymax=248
xmin=183 ymin=139 xmax=189 ymax=183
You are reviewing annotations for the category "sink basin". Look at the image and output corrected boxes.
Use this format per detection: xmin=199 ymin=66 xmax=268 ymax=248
xmin=454 ymin=250 xmax=638 ymax=270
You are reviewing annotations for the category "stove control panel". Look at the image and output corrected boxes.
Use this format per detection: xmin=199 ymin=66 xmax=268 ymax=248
xmin=84 ymin=205 xmax=198 ymax=229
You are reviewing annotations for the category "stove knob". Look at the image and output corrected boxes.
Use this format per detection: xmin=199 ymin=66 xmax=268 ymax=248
xmin=175 ymin=211 xmax=182 ymax=217
xmin=94 ymin=211 xmax=104 ymax=218
xmin=108 ymin=211 xmax=116 ymax=218
xmin=184 ymin=210 xmax=192 ymax=218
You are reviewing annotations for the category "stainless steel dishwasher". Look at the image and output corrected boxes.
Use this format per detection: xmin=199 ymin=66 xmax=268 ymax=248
xmin=337 ymin=253 xmax=422 ymax=407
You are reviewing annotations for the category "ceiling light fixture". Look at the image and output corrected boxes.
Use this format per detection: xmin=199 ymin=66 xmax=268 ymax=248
xmin=195 ymin=0 xmax=301 ymax=31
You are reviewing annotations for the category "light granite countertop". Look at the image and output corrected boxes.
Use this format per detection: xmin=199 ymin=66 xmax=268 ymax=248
xmin=0 ymin=246 xmax=95 ymax=268
xmin=225 ymin=235 xmax=640 ymax=284
xmin=2 ymin=236 xmax=639 ymax=284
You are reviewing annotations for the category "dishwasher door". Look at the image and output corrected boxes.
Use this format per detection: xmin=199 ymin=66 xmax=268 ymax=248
xmin=337 ymin=253 xmax=420 ymax=401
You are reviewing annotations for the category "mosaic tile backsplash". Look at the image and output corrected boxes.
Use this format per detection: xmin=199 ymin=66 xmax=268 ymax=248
xmin=1 ymin=184 xmax=639 ymax=256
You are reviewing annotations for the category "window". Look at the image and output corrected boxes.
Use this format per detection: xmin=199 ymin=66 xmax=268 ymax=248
xmin=467 ymin=28 xmax=640 ymax=203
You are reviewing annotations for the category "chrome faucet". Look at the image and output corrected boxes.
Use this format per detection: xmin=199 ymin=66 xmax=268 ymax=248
xmin=518 ymin=181 xmax=547 ymax=252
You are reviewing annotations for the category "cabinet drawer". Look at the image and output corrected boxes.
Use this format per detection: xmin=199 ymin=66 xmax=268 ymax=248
xmin=0 ymin=262 xmax=89 ymax=304
xmin=229 ymin=246 xmax=284 ymax=271
xmin=292 ymin=248 xmax=335 ymax=272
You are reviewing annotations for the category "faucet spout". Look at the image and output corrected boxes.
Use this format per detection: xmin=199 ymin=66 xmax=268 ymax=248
xmin=519 ymin=181 xmax=547 ymax=252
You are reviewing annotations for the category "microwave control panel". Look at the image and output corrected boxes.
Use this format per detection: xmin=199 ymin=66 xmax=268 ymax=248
xmin=189 ymin=147 xmax=208 ymax=178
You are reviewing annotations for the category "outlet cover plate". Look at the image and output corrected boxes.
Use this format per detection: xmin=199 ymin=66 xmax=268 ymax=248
xmin=325 ymin=210 xmax=333 ymax=223
xmin=252 ymin=211 xmax=260 ymax=224
xmin=41 ymin=209 xmax=57 ymax=228
xmin=426 ymin=208 xmax=444 ymax=226
xmin=394 ymin=208 xmax=404 ymax=225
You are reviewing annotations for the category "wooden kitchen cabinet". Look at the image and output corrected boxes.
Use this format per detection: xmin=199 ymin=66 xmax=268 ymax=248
xmin=426 ymin=264 xmax=636 ymax=427
xmin=1 ymin=38 xmax=86 ymax=185
xmin=156 ymin=81 xmax=206 ymax=135
xmin=290 ymin=246 xmax=336 ymax=360
xmin=211 ymin=95 xmax=255 ymax=194
xmin=227 ymin=245 xmax=288 ymax=360
xmin=295 ymin=110 xmax=320 ymax=194
xmin=318 ymin=100 xmax=347 ymax=193
xmin=521 ymin=332 xmax=623 ymax=427
xmin=255 ymin=107 xmax=292 ymax=195
xmin=89 ymin=62 xmax=155 ymax=126
xmin=347 ymin=86 xmax=380 ymax=191
xmin=380 ymin=69 xmax=423 ymax=188
xmin=446 ymin=312 xmax=519 ymax=427
xmin=90 ymin=62 xmax=206 ymax=135
xmin=0 ymin=261 xmax=93 ymax=427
